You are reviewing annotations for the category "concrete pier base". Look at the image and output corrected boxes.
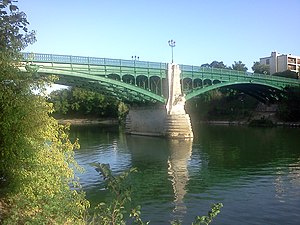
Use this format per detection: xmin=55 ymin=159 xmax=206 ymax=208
xmin=125 ymin=63 xmax=194 ymax=139
xmin=125 ymin=107 xmax=193 ymax=139
xmin=125 ymin=107 xmax=167 ymax=137
xmin=164 ymin=114 xmax=193 ymax=139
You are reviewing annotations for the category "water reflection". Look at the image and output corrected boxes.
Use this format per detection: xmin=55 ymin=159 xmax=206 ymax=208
xmin=126 ymin=135 xmax=193 ymax=222
xmin=167 ymin=139 xmax=192 ymax=218
xmin=71 ymin=124 xmax=300 ymax=225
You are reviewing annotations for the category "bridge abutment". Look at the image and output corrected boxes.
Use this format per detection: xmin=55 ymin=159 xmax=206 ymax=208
xmin=126 ymin=63 xmax=193 ymax=139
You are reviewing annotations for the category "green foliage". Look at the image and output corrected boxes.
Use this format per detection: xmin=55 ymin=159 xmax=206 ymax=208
xmin=277 ymin=87 xmax=300 ymax=121
xmin=232 ymin=61 xmax=248 ymax=72
xmin=171 ymin=203 xmax=223 ymax=225
xmin=91 ymin=164 xmax=222 ymax=225
xmin=273 ymin=70 xmax=298 ymax=79
xmin=118 ymin=101 xmax=129 ymax=122
xmin=0 ymin=0 xmax=36 ymax=52
xmin=0 ymin=1 xmax=89 ymax=224
xmin=186 ymin=89 xmax=259 ymax=121
xmin=49 ymin=87 xmax=122 ymax=119
xmin=89 ymin=163 xmax=149 ymax=225
xmin=201 ymin=61 xmax=228 ymax=69
xmin=252 ymin=62 xmax=270 ymax=74
xmin=191 ymin=203 xmax=223 ymax=225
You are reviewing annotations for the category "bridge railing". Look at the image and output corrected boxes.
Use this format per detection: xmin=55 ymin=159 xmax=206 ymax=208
xmin=180 ymin=64 xmax=300 ymax=86
xmin=22 ymin=52 xmax=167 ymax=70
xmin=22 ymin=52 xmax=300 ymax=87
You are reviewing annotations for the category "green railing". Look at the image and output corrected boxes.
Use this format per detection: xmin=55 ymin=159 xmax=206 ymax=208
xmin=22 ymin=52 xmax=300 ymax=88
xmin=22 ymin=52 xmax=167 ymax=70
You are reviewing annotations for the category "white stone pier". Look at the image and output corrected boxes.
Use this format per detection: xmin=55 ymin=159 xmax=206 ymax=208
xmin=164 ymin=64 xmax=193 ymax=138
xmin=125 ymin=63 xmax=193 ymax=138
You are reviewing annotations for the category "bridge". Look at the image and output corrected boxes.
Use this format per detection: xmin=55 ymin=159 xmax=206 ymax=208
xmin=22 ymin=53 xmax=300 ymax=104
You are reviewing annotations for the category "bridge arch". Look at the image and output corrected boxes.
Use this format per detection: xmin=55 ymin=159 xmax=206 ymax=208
xmin=136 ymin=75 xmax=149 ymax=90
xmin=193 ymin=78 xmax=202 ymax=88
xmin=185 ymin=81 xmax=285 ymax=103
xmin=203 ymin=79 xmax=212 ymax=86
xmin=212 ymin=79 xmax=221 ymax=85
xmin=182 ymin=78 xmax=193 ymax=92
xmin=107 ymin=73 xmax=121 ymax=81
xmin=122 ymin=74 xmax=135 ymax=85
xmin=149 ymin=76 xmax=162 ymax=95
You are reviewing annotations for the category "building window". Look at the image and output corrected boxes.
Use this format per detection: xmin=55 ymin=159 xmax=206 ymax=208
xmin=266 ymin=59 xmax=270 ymax=65
xmin=288 ymin=57 xmax=296 ymax=64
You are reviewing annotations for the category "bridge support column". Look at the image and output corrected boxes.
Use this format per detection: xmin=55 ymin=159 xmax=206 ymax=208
xmin=125 ymin=64 xmax=193 ymax=139
xmin=164 ymin=64 xmax=193 ymax=139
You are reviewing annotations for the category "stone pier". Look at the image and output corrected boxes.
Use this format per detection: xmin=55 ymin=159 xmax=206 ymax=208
xmin=164 ymin=63 xmax=193 ymax=138
xmin=126 ymin=63 xmax=193 ymax=138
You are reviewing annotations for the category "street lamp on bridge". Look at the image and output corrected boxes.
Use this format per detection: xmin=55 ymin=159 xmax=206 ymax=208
xmin=131 ymin=55 xmax=139 ymax=61
xmin=168 ymin=39 xmax=176 ymax=63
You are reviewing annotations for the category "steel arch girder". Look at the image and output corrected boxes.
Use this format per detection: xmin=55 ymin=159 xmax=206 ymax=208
xmin=185 ymin=81 xmax=285 ymax=101
xmin=35 ymin=67 xmax=166 ymax=103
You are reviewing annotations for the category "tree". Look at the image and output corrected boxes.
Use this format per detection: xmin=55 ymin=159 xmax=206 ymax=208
xmin=209 ymin=61 xmax=228 ymax=69
xmin=273 ymin=70 xmax=298 ymax=79
xmin=0 ymin=1 xmax=89 ymax=223
xmin=252 ymin=61 xmax=270 ymax=74
xmin=200 ymin=61 xmax=228 ymax=69
xmin=232 ymin=61 xmax=248 ymax=72
xmin=200 ymin=63 xmax=210 ymax=68
xmin=49 ymin=87 xmax=121 ymax=118
xmin=277 ymin=87 xmax=300 ymax=121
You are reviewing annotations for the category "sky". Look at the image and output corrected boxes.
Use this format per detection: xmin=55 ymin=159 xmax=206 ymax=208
xmin=18 ymin=0 xmax=300 ymax=72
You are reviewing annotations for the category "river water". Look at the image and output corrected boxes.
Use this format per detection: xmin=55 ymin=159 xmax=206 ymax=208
xmin=70 ymin=124 xmax=300 ymax=225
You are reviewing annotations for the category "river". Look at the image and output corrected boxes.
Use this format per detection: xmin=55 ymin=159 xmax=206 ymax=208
xmin=70 ymin=123 xmax=300 ymax=225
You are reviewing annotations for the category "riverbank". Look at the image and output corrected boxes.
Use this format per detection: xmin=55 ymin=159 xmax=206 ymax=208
xmin=57 ymin=118 xmax=300 ymax=128
xmin=58 ymin=118 xmax=119 ymax=125
xmin=199 ymin=120 xmax=300 ymax=127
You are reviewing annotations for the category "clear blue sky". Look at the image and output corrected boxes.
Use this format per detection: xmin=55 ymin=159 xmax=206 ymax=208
xmin=19 ymin=0 xmax=300 ymax=72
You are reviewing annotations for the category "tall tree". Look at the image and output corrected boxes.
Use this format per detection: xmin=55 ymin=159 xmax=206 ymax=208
xmin=200 ymin=61 xmax=228 ymax=69
xmin=252 ymin=61 xmax=270 ymax=74
xmin=49 ymin=87 xmax=120 ymax=118
xmin=210 ymin=60 xmax=228 ymax=69
xmin=232 ymin=61 xmax=248 ymax=72
xmin=0 ymin=1 xmax=88 ymax=223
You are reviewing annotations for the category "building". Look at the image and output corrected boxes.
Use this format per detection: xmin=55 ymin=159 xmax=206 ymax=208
xmin=260 ymin=52 xmax=300 ymax=75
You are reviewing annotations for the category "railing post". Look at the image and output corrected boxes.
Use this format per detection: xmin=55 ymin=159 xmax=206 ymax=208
xmin=148 ymin=74 xmax=150 ymax=91
xmin=120 ymin=59 xmax=122 ymax=76
xmin=192 ymin=65 xmax=194 ymax=91
xmin=51 ymin=54 xmax=53 ymax=67
xmin=104 ymin=58 xmax=107 ymax=76
xmin=70 ymin=56 xmax=73 ymax=71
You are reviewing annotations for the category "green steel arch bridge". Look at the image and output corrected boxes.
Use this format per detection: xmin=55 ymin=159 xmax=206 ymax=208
xmin=22 ymin=53 xmax=300 ymax=103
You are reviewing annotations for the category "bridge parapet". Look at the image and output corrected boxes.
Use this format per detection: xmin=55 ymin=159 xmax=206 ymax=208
xmin=22 ymin=52 xmax=167 ymax=70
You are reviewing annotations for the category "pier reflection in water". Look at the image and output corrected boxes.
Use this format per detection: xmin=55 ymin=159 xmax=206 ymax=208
xmin=126 ymin=135 xmax=193 ymax=222
xmin=167 ymin=139 xmax=192 ymax=217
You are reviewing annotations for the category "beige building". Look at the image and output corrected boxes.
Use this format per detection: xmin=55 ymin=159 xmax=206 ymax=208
xmin=260 ymin=52 xmax=300 ymax=75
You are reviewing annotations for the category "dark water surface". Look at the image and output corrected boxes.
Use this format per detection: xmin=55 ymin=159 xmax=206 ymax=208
xmin=71 ymin=124 xmax=300 ymax=225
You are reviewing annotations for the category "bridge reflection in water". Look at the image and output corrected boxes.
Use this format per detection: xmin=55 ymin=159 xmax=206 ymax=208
xmin=167 ymin=139 xmax=192 ymax=218
xmin=126 ymin=135 xmax=193 ymax=222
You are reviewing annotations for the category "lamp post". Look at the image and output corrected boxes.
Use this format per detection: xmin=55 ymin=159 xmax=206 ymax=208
xmin=131 ymin=55 xmax=139 ymax=61
xmin=168 ymin=39 xmax=176 ymax=63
